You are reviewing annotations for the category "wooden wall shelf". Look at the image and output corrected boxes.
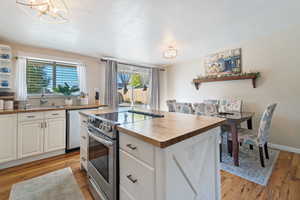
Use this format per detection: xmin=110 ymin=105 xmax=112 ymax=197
xmin=193 ymin=74 xmax=258 ymax=90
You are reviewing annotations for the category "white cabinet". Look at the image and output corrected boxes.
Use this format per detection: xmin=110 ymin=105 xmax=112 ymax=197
xmin=18 ymin=111 xmax=66 ymax=159
xmin=0 ymin=114 xmax=17 ymax=163
xmin=18 ymin=120 xmax=44 ymax=158
xmin=79 ymin=114 xmax=88 ymax=170
xmin=44 ymin=118 xmax=66 ymax=152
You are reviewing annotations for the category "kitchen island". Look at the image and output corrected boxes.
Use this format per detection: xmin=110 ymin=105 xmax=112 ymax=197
xmin=80 ymin=108 xmax=225 ymax=200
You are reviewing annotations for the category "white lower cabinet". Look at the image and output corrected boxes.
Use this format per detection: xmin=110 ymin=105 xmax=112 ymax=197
xmin=18 ymin=120 xmax=44 ymax=158
xmin=17 ymin=111 xmax=66 ymax=159
xmin=0 ymin=114 xmax=17 ymax=164
xmin=119 ymin=136 xmax=155 ymax=200
xmin=44 ymin=118 xmax=66 ymax=152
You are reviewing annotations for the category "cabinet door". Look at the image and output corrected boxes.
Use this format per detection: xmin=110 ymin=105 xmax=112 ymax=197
xmin=44 ymin=118 xmax=66 ymax=152
xmin=18 ymin=120 xmax=44 ymax=158
xmin=0 ymin=114 xmax=17 ymax=163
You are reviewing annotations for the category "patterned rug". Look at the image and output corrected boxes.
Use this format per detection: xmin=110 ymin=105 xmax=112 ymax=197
xmin=9 ymin=167 xmax=84 ymax=200
xmin=220 ymin=143 xmax=279 ymax=186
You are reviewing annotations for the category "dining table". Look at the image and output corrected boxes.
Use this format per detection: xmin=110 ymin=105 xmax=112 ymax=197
xmin=215 ymin=112 xmax=255 ymax=166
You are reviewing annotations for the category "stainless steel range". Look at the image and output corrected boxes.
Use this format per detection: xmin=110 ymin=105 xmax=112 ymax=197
xmin=87 ymin=110 xmax=163 ymax=200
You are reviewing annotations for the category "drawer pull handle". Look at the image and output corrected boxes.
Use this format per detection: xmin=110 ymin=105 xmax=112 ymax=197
xmin=126 ymin=174 xmax=137 ymax=183
xmin=52 ymin=113 xmax=59 ymax=116
xmin=81 ymin=136 xmax=86 ymax=140
xmin=126 ymin=144 xmax=137 ymax=150
xmin=81 ymin=157 xmax=86 ymax=162
xmin=82 ymin=120 xmax=87 ymax=123
xmin=27 ymin=116 xmax=35 ymax=118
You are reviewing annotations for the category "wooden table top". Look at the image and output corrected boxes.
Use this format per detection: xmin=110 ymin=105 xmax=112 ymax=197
xmin=0 ymin=104 xmax=107 ymax=115
xmin=81 ymin=108 xmax=226 ymax=148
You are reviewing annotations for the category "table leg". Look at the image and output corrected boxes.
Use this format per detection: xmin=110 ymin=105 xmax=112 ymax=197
xmin=247 ymin=118 xmax=253 ymax=129
xmin=230 ymin=124 xmax=239 ymax=166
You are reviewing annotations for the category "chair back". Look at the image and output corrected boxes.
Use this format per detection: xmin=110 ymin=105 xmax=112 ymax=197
xmin=166 ymin=100 xmax=176 ymax=112
xmin=175 ymin=102 xmax=194 ymax=114
xmin=194 ymin=103 xmax=206 ymax=115
xmin=219 ymin=99 xmax=242 ymax=112
xmin=257 ymin=103 xmax=277 ymax=145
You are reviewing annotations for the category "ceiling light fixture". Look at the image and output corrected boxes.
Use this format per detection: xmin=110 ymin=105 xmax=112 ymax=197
xmin=16 ymin=0 xmax=69 ymax=23
xmin=163 ymin=46 xmax=178 ymax=59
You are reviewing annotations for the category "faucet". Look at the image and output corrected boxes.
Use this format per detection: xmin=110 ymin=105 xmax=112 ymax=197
xmin=40 ymin=87 xmax=48 ymax=106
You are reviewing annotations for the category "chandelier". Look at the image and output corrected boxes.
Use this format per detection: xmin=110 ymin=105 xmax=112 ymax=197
xmin=16 ymin=0 xmax=69 ymax=23
xmin=163 ymin=46 xmax=178 ymax=59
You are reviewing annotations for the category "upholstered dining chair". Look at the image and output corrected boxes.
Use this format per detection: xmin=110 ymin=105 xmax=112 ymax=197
xmin=219 ymin=99 xmax=243 ymax=156
xmin=227 ymin=103 xmax=277 ymax=167
xmin=166 ymin=100 xmax=176 ymax=112
xmin=178 ymin=103 xmax=194 ymax=114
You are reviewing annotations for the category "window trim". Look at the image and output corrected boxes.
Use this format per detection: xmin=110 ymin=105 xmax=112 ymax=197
xmin=26 ymin=58 xmax=79 ymax=96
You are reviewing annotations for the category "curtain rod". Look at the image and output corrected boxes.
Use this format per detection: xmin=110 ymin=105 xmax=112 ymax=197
xmin=100 ymin=57 xmax=165 ymax=71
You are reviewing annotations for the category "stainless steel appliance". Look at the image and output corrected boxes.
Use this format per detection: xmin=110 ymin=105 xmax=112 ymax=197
xmin=66 ymin=108 xmax=98 ymax=151
xmin=87 ymin=110 xmax=163 ymax=200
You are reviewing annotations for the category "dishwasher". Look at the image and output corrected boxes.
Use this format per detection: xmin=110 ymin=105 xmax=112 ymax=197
xmin=66 ymin=108 xmax=97 ymax=151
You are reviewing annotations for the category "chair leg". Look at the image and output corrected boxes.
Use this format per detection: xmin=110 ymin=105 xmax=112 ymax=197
xmin=227 ymin=140 xmax=232 ymax=156
xmin=249 ymin=144 xmax=253 ymax=150
xmin=239 ymin=142 xmax=242 ymax=146
xmin=219 ymin=143 xmax=222 ymax=162
xmin=259 ymin=146 xmax=265 ymax=168
xmin=264 ymin=143 xmax=269 ymax=159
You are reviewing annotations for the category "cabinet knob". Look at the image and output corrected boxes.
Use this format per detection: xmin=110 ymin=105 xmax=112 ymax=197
xmin=126 ymin=144 xmax=137 ymax=150
xmin=81 ymin=157 xmax=86 ymax=162
xmin=126 ymin=174 xmax=138 ymax=183
xmin=81 ymin=136 xmax=86 ymax=140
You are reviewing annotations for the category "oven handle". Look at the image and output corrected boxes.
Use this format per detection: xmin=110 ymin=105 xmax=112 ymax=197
xmin=87 ymin=129 xmax=113 ymax=147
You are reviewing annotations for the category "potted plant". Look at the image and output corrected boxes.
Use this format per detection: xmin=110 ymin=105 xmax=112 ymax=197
xmin=53 ymin=83 xmax=80 ymax=106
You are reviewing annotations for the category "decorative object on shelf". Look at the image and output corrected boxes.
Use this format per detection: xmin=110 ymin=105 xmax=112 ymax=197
xmin=163 ymin=46 xmax=178 ymax=59
xmin=16 ymin=0 xmax=69 ymax=23
xmin=95 ymin=89 xmax=101 ymax=105
xmin=53 ymin=83 xmax=79 ymax=106
xmin=80 ymin=92 xmax=89 ymax=105
xmin=204 ymin=48 xmax=242 ymax=75
xmin=193 ymin=72 xmax=260 ymax=90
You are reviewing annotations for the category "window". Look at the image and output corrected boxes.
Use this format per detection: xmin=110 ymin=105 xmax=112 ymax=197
xmin=26 ymin=59 xmax=79 ymax=95
xmin=117 ymin=64 xmax=150 ymax=107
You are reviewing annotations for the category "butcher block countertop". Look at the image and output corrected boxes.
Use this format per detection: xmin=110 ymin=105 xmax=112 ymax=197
xmin=80 ymin=108 xmax=226 ymax=148
xmin=0 ymin=104 xmax=107 ymax=115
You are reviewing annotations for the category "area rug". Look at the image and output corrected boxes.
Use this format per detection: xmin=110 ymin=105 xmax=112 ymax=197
xmin=220 ymin=143 xmax=279 ymax=186
xmin=9 ymin=167 xmax=84 ymax=200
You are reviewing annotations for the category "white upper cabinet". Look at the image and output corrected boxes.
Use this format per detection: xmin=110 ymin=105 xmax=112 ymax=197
xmin=44 ymin=118 xmax=66 ymax=152
xmin=0 ymin=114 xmax=17 ymax=163
xmin=18 ymin=120 xmax=44 ymax=158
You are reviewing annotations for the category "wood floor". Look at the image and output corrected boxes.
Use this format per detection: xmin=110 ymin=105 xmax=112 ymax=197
xmin=0 ymin=150 xmax=299 ymax=200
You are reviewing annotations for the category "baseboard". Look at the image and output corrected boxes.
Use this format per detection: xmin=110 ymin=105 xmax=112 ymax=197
xmin=269 ymin=143 xmax=300 ymax=154
xmin=0 ymin=149 xmax=66 ymax=170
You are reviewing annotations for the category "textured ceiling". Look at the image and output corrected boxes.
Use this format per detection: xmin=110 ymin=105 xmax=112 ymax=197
xmin=0 ymin=0 xmax=299 ymax=65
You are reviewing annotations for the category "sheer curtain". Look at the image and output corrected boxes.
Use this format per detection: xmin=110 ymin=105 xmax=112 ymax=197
xmin=104 ymin=60 xmax=118 ymax=109
xmin=77 ymin=63 xmax=87 ymax=93
xmin=15 ymin=57 xmax=28 ymax=101
xmin=150 ymin=68 xmax=160 ymax=110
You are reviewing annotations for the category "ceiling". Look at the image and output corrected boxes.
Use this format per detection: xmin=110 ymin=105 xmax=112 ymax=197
xmin=0 ymin=0 xmax=299 ymax=65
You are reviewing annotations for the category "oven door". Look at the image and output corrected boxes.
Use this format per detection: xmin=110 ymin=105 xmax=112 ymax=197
xmin=87 ymin=126 xmax=116 ymax=200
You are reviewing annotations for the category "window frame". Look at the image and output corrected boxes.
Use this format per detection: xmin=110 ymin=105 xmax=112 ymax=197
xmin=26 ymin=59 xmax=80 ymax=97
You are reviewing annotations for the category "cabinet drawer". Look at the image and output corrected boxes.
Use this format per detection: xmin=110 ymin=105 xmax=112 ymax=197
xmin=120 ymin=185 xmax=135 ymax=200
xmin=80 ymin=149 xmax=88 ymax=170
xmin=120 ymin=133 xmax=154 ymax=166
xmin=18 ymin=112 xmax=44 ymax=122
xmin=45 ymin=110 xmax=65 ymax=119
xmin=80 ymin=114 xmax=88 ymax=126
xmin=120 ymin=150 xmax=154 ymax=200
xmin=80 ymin=126 xmax=88 ymax=151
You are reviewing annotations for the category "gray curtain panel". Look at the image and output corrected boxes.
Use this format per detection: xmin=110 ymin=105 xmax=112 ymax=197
xmin=150 ymin=68 xmax=160 ymax=110
xmin=104 ymin=60 xmax=118 ymax=109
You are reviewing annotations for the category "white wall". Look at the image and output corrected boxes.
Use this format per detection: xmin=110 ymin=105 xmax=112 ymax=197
xmin=163 ymin=25 xmax=300 ymax=149
xmin=0 ymin=40 xmax=106 ymax=104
